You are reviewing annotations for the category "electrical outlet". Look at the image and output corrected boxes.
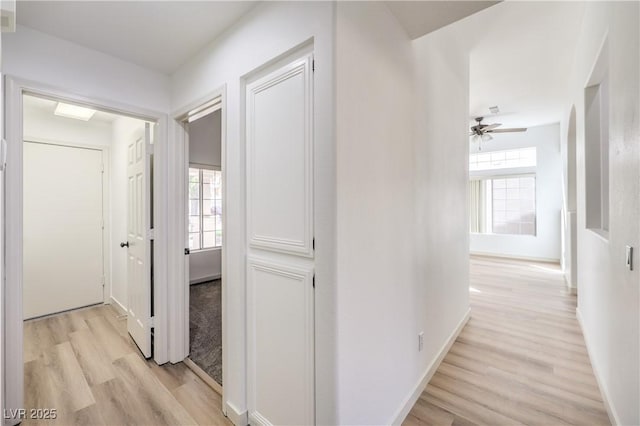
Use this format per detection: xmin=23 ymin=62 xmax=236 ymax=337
xmin=418 ymin=332 xmax=424 ymax=352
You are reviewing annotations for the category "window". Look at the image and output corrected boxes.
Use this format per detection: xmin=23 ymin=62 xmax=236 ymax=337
xmin=469 ymin=147 xmax=537 ymax=236
xmin=469 ymin=147 xmax=536 ymax=171
xmin=189 ymin=167 xmax=222 ymax=250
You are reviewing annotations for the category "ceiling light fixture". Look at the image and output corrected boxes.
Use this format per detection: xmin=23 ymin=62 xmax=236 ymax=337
xmin=54 ymin=102 xmax=97 ymax=121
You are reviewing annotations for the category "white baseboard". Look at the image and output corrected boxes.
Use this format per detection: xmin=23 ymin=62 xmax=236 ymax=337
xmin=109 ymin=296 xmax=127 ymax=316
xmin=471 ymin=251 xmax=560 ymax=264
xmin=190 ymin=274 xmax=222 ymax=285
xmin=391 ymin=308 xmax=471 ymax=426
xmin=225 ymin=401 xmax=248 ymax=426
xmin=576 ymin=308 xmax=620 ymax=426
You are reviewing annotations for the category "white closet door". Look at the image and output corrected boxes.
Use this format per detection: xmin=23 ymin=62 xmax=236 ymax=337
xmin=23 ymin=142 xmax=104 ymax=319
xmin=126 ymin=124 xmax=152 ymax=358
xmin=246 ymin=52 xmax=315 ymax=426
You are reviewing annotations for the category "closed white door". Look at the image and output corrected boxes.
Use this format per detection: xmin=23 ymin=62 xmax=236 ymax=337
xmin=246 ymin=52 xmax=315 ymax=426
xmin=23 ymin=142 xmax=104 ymax=319
xmin=126 ymin=124 xmax=152 ymax=358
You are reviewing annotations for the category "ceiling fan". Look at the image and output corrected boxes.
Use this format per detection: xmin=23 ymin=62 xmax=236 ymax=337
xmin=470 ymin=117 xmax=527 ymax=150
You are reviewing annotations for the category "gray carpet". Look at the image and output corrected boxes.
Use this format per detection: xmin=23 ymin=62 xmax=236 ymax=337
xmin=189 ymin=279 xmax=222 ymax=385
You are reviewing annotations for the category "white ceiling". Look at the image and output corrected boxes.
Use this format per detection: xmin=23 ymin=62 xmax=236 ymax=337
xmin=386 ymin=1 xmax=500 ymax=40
xmin=16 ymin=1 xmax=258 ymax=74
xmin=24 ymin=94 xmax=122 ymax=124
xmin=464 ymin=1 xmax=587 ymax=129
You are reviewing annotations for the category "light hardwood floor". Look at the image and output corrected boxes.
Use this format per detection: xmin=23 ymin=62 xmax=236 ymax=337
xmin=404 ymin=256 xmax=610 ymax=426
xmin=24 ymin=304 xmax=231 ymax=426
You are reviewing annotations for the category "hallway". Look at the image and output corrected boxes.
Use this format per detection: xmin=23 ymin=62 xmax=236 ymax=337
xmin=405 ymin=257 xmax=610 ymax=425
xmin=23 ymin=305 xmax=230 ymax=425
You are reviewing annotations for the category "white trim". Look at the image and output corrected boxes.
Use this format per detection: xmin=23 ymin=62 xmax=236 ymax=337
xmin=225 ymin=401 xmax=248 ymax=426
xmin=109 ymin=296 xmax=127 ymax=317
xmin=470 ymin=251 xmax=561 ymax=264
xmin=391 ymin=309 xmax=471 ymax=426
xmin=168 ymin=87 xmax=227 ymax=415
xmin=189 ymin=274 xmax=222 ymax=285
xmin=576 ymin=308 xmax=620 ymax=426
xmin=3 ymin=76 xmax=170 ymax=419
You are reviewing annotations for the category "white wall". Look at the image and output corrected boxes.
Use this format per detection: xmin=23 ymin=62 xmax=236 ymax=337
xmin=335 ymin=3 xmax=470 ymax=424
xmin=469 ymin=123 xmax=563 ymax=261
xmin=23 ymin=102 xmax=112 ymax=147
xmin=189 ymin=110 xmax=222 ymax=284
xmin=567 ymin=2 xmax=639 ymax=425
xmin=110 ymin=116 xmax=146 ymax=312
xmin=170 ymin=2 xmax=336 ymax=422
xmin=3 ymin=25 xmax=170 ymax=112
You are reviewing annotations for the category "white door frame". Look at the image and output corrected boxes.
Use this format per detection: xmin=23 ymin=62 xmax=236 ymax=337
xmin=2 ymin=76 xmax=169 ymax=422
xmin=169 ymin=85 xmax=227 ymax=406
xmin=23 ymin=138 xmax=111 ymax=310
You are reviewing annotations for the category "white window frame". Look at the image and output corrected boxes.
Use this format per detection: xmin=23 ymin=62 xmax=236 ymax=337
xmin=189 ymin=164 xmax=222 ymax=252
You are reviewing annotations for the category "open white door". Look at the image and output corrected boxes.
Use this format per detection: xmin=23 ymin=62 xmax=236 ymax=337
xmin=126 ymin=123 xmax=153 ymax=358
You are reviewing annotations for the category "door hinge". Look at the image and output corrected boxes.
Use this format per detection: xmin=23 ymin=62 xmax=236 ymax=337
xmin=148 ymin=316 xmax=155 ymax=328
xmin=312 ymin=238 xmax=315 ymax=250
xmin=147 ymin=229 xmax=155 ymax=240
xmin=101 ymin=162 xmax=104 ymax=173
xmin=147 ymin=143 xmax=155 ymax=155
xmin=312 ymin=59 xmax=315 ymax=72
xmin=313 ymin=275 xmax=315 ymax=288
xmin=101 ymin=276 xmax=105 ymax=287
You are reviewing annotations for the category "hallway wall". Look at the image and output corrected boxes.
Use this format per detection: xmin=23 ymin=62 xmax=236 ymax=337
xmin=335 ymin=3 xmax=470 ymax=423
xmin=567 ymin=2 xmax=640 ymax=424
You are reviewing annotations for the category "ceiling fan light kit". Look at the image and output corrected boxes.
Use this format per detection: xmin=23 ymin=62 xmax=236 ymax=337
xmin=469 ymin=116 xmax=527 ymax=150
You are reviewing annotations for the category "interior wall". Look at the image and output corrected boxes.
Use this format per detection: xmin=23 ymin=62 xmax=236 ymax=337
xmin=568 ymin=2 xmax=639 ymax=424
xmin=335 ymin=3 xmax=470 ymax=423
xmin=23 ymin=103 xmax=112 ymax=147
xmin=411 ymin=12 xmax=471 ymax=424
xmin=170 ymin=2 xmax=336 ymax=422
xmin=3 ymin=25 xmax=170 ymax=112
xmin=469 ymin=123 xmax=563 ymax=262
xmin=188 ymin=110 xmax=222 ymax=284
xmin=335 ymin=4 xmax=415 ymax=423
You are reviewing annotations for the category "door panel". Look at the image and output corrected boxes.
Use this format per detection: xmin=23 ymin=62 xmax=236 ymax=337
xmin=126 ymin=124 xmax=152 ymax=358
xmin=246 ymin=54 xmax=314 ymax=257
xmin=247 ymin=257 xmax=314 ymax=426
xmin=23 ymin=142 xmax=104 ymax=319
xmin=246 ymin=52 xmax=315 ymax=426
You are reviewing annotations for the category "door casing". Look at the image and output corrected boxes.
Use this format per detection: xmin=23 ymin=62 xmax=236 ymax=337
xmin=2 ymin=76 xmax=169 ymax=424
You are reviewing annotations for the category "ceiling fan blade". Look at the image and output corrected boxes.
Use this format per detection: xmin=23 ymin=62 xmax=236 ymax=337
xmin=469 ymin=132 xmax=475 ymax=136
xmin=487 ymin=128 xmax=527 ymax=133
xmin=481 ymin=123 xmax=502 ymax=131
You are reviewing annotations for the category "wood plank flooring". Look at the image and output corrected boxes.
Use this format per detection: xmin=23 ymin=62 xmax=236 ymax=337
xmin=404 ymin=256 xmax=610 ymax=426
xmin=23 ymin=304 xmax=231 ymax=426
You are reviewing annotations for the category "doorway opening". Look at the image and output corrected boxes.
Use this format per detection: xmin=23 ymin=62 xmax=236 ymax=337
xmin=4 ymin=82 xmax=162 ymax=422
xmin=179 ymin=96 xmax=225 ymax=391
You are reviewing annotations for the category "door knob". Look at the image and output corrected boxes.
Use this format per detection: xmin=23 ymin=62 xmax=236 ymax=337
xmin=120 ymin=242 xmax=129 ymax=248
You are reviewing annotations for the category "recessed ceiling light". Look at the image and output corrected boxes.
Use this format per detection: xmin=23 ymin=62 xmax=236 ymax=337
xmin=489 ymin=106 xmax=500 ymax=114
xmin=54 ymin=102 xmax=97 ymax=121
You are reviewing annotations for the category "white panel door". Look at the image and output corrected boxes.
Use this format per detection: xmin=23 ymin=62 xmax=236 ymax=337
xmin=23 ymin=142 xmax=104 ymax=319
xmin=247 ymin=54 xmax=314 ymax=257
xmin=247 ymin=258 xmax=314 ymax=426
xmin=246 ymin=52 xmax=315 ymax=426
xmin=126 ymin=124 xmax=152 ymax=358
